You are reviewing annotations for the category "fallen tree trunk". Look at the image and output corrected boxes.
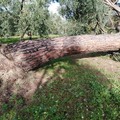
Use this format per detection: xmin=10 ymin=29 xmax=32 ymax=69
xmin=0 ymin=34 xmax=120 ymax=100
xmin=1 ymin=34 xmax=120 ymax=72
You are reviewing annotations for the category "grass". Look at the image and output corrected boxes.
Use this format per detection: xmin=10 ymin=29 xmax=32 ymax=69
xmin=0 ymin=37 xmax=20 ymax=44
xmin=0 ymin=34 xmax=60 ymax=44
xmin=0 ymin=57 xmax=120 ymax=120
xmin=0 ymin=36 xmax=38 ymax=44
xmin=0 ymin=37 xmax=120 ymax=119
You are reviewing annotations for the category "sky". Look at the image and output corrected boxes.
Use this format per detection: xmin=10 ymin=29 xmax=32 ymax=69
xmin=48 ymin=1 xmax=60 ymax=15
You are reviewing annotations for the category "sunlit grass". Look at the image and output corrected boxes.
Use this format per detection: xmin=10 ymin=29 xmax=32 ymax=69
xmin=0 ymin=35 xmax=60 ymax=44
xmin=0 ymin=57 xmax=119 ymax=120
xmin=0 ymin=36 xmax=39 ymax=44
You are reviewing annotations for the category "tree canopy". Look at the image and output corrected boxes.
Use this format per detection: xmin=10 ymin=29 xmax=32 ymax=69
xmin=59 ymin=0 xmax=120 ymax=35
xmin=0 ymin=0 xmax=50 ymax=38
xmin=0 ymin=0 xmax=120 ymax=38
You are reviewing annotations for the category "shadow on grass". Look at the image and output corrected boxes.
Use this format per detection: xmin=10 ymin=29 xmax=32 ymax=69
xmin=0 ymin=57 xmax=120 ymax=120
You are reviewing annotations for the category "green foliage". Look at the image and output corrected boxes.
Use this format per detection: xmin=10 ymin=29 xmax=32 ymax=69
xmin=59 ymin=0 xmax=113 ymax=35
xmin=0 ymin=0 xmax=119 ymax=37
xmin=0 ymin=57 xmax=119 ymax=120
xmin=0 ymin=0 xmax=50 ymax=38
xmin=47 ymin=14 xmax=67 ymax=35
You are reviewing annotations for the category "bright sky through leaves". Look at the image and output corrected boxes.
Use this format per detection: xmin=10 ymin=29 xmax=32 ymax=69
xmin=48 ymin=1 xmax=60 ymax=15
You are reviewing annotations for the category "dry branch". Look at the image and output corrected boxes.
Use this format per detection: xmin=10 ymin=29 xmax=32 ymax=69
xmin=104 ymin=0 xmax=120 ymax=12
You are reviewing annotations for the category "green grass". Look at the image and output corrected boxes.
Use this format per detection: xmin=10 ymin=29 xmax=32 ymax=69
xmin=0 ymin=36 xmax=39 ymax=44
xmin=0 ymin=57 xmax=119 ymax=120
xmin=0 ymin=34 xmax=60 ymax=44
xmin=48 ymin=34 xmax=60 ymax=38
xmin=0 ymin=37 xmax=19 ymax=44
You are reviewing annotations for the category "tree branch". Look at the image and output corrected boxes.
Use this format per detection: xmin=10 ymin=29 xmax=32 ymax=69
xmin=19 ymin=0 xmax=25 ymax=14
xmin=104 ymin=0 xmax=120 ymax=13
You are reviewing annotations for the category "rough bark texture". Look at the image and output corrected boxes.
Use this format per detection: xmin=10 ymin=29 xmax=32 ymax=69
xmin=0 ymin=34 xmax=120 ymax=100
xmin=1 ymin=34 xmax=120 ymax=72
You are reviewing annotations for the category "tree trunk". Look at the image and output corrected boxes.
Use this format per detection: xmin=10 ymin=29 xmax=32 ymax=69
xmin=1 ymin=34 xmax=120 ymax=72
xmin=0 ymin=34 xmax=120 ymax=99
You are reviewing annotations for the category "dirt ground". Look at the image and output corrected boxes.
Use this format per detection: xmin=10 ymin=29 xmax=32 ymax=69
xmin=79 ymin=56 xmax=120 ymax=80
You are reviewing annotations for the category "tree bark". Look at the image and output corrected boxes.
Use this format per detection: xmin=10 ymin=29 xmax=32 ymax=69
xmin=0 ymin=34 xmax=120 ymax=72
xmin=0 ymin=34 xmax=120 ymax=100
